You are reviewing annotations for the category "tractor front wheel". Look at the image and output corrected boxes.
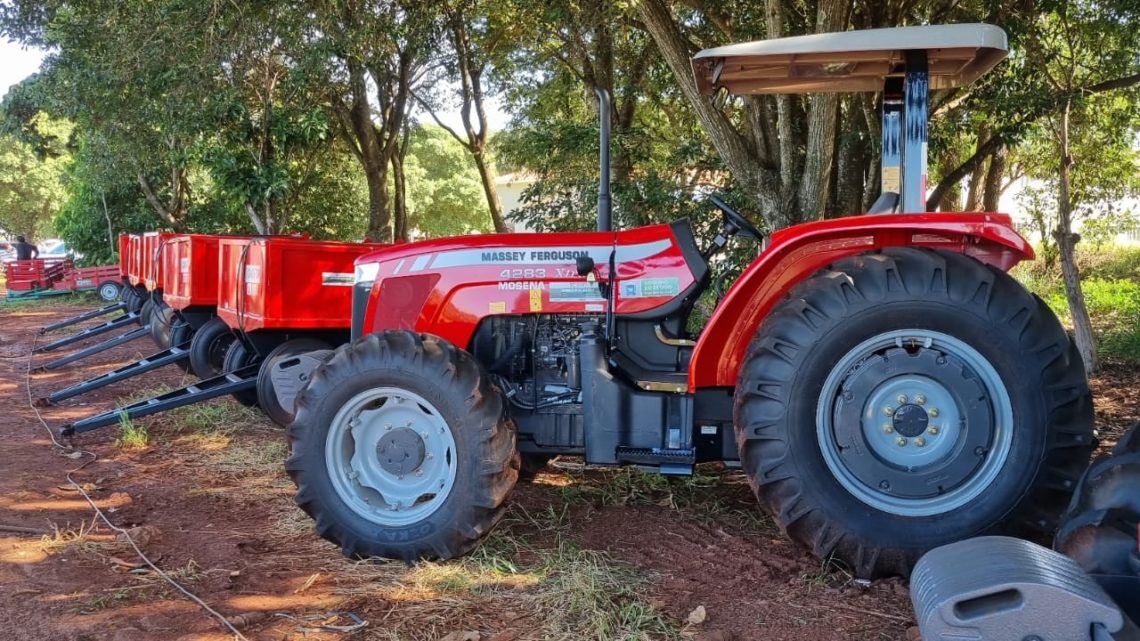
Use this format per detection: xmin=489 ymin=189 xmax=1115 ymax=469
xmin=287 ymin=331 xmax=519 ymax=561
xmin=735 ymin=247 xmax=1094 ymax=578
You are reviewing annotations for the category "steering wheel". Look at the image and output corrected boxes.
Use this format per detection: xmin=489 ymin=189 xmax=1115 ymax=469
xmin=709 ymin=195 xmax=764 ymax=242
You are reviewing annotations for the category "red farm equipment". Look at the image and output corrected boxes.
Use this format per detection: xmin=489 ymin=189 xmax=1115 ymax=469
xmin=59 ymin=24 xmax=1099 ymax=586
xmin=61 ymin=236 xmax=386 ymax=430
xmin=273 ymin=23 xmax=1093 ymax=579
xmin=37 ymin=234 xmax=137 ymax=335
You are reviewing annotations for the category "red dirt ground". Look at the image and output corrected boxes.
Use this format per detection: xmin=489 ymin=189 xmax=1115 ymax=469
xmin=1 ymin=300 xmax=1136 ymax=641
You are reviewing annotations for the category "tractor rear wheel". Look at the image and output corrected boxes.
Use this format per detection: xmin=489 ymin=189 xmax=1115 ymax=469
xmin=287 ymin=330 xmax=519 ymax=561
xmin=256 ymin=337 xmax=332 ymax=428
xmin=735 ymin=247 xmax=1094 ymax=578
xmin=222 ymin=340 xmax=261 ymax=407
xmin=188 ymin=317 xmax=236 ymax=379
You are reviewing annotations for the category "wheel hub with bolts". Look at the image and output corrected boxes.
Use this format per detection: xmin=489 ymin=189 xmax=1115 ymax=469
xmin=325 ymin=387 xmax=457 ymax=527
xmin=817 ymin=330 xmax=1014 ymax=516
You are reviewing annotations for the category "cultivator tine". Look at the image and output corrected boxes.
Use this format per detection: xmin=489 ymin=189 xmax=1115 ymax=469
xmin=59 ymin=364 xmax=261 ymax=436
xmin=39 ymin=326 xmax=150 ymax=371
xmin=39 ymin=301 xmax=127 ymax=335
xmin=33 ymin=312 xmax=141 ymax=353
xmin=45 ymin=344 xmax=191 ymax=403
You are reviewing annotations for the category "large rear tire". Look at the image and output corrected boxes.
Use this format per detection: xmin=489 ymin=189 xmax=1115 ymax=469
xmin=188 ymin=317 xmax=236 ymax=379
xmin=287 ymin=331 xmax=519 ymax=561
xmin=735 ymin=248 xmax=1094 ymax=578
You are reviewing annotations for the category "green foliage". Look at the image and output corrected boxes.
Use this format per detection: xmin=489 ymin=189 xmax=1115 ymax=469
xmin=404 ymin=125 xmax=492 ymax=237
xmin=0 ymin=112 xmax=71 ymax=240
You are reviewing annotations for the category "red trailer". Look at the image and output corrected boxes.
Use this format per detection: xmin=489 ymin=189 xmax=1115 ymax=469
xmin=4 ymin=258 xmax=70 ymax=294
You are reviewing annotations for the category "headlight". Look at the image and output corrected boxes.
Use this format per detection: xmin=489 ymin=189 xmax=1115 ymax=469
xmin=355 ymin=262 xmax=380 ymax=284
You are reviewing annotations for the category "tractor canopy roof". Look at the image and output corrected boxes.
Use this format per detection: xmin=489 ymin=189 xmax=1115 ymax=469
xmin=692 ymin=23 xmax=1007 ymax=95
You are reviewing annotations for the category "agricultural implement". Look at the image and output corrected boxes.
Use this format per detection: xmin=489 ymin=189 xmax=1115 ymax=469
xmin=4 ymin=258 xmax=121 ymax=303
xmin=60 ymin=236 xmax=385 ymax=432
xmin=59 ymin=23 xmax=1102 ymax=585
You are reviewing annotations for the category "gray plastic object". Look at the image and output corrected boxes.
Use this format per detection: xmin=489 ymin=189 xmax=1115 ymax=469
xmin=911 ymin=536 xmax=1124 ymax=641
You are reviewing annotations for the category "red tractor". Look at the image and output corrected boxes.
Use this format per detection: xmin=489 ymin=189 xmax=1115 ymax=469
xmin=280 ymin=24 xmax=1095 ymax=578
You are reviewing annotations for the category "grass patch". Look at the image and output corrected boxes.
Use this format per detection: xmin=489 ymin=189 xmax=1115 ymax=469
xmin=114 ymin=412 xmax=149 ymax=449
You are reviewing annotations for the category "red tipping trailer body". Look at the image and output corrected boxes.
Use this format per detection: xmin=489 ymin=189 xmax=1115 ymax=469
xmin=216 ymin=237 xmax=386 ymax=333
xmin=162 ymin=234 xmax=235 ymax=311
xmin=126 ymin=234 xmax=144 ymax=287
xmin=141 ymin=232 xmax=176 ymax=292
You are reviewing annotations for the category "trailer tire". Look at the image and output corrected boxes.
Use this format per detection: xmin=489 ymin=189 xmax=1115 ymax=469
xmin=139 ymin=297 xmax=156 ymax=327
xmin=124 ymin=286 xmax=145 ymax=315
xmin=256 ymin=338 xmax=333 ymax=428
xmin=168 ymin=317 xmax=194 ymax=373
xmin=97 ymin=280 xmax=122 ymax=303
xmin=222 ymin=340 xmax=262 ymax=407
xmin=189 ymin=317 xmax=236 ymax=379
xmin=287 ymin=331 xmax=519 ymax=561
xmin=735 ymin=247 xmax=1094 ymax=578
xmin=150 ymin=302 xmax=175 ymax=350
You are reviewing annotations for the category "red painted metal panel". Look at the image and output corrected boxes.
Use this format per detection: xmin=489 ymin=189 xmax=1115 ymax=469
xmin=163 ymin=234 xmax=239 ymax=310
xmin=126 ymin=234 xmax=144 ymax=287
xmin=141 ymin=232 xmax=176 ymax=291
xmin=686 ymin=212 xmax=1034 ymax=390
xmin=216 ymin=237 xmax=385 ymax=332
xmin=118 ymin=234 xmax=130 ymax=278
xmin=357 ymin=224 xmax=696 ymax=349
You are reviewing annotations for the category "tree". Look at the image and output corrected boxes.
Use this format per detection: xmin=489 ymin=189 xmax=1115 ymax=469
xmin=1018 ymin=0 xmax=1140 ymax=374
xmin=0 ymin=112 xmax=71 ymax=240
xmin=415 ymin=0 xmax=510 ymax=232
xmin=404 ymin=124 xmax=494 ymax=237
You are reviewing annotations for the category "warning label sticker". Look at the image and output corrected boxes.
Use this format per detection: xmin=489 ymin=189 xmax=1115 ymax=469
xmin=529 ymin=288 xmax=543 ymax=312
xmin=489 ymin=301 xmax=506 ymax=313
xmin=620 ymin=277 xmax=679 ymax=299
xmin=549 ymin=282 xmax=604 ymax=302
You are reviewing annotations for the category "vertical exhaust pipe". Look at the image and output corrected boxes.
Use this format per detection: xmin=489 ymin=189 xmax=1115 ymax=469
xmin=595 ymin=86 xmax=612 ymax=233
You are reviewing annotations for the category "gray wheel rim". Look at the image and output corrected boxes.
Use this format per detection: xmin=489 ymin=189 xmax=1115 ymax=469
xmin=99 ymin=283 xmax=119 ymax=301
xmin=816 ymin=329 xmax=1013 ymax=517
xmin=325 ymin=387 xmax=458 ymax=527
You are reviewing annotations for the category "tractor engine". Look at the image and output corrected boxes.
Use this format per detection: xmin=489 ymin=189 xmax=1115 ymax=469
xmin=471 ymin=315 xmax=594 ymax=451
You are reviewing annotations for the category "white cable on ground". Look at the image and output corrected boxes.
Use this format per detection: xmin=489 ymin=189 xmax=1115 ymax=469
xmin=23 ymin=331 xmax=251 ymax=641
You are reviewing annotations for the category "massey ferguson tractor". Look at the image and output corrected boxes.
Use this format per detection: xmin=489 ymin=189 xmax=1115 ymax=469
xmin=279 ymin=24 xmax=1095 ymax=579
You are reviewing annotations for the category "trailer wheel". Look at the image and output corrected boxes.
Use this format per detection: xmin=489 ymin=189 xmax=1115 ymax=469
xmin=138 ymin=297 xmax=156 ymax=327
xmin=287 ymin=331 xmax=519 ymax=561
xmin=735 ymin=247 xmax=1094 ymax=578
xmin=97 ymin=280 xmax=122 ymax=302
xmin=149 ymin=302 xmax=175 ymax=350
xmin=188 ymin=317 xmax=236 ymax=379
xmin=256 ymin=338 xmax=333 ymax=428
xmin=123 ymin=286 xmax=144 ymax=315
xmin=222 ymin=340 xmax=262 ymax=407
xmin=168 ymin=317 xmax=194 ymax=373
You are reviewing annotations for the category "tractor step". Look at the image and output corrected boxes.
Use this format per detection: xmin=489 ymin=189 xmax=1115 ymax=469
xmin=34 ymin=312 xmax=141 ymax=353
xmin=45 ymin=344 xmax=191 ymax=403
xmin=39 ymin=325 xmax=150 ymax=371
xmin=59 ymin=364 xmax=260 ymax=436
xmin=615 ymin=446 xmax=696 ymax=467
xmin=39 ymin=301 xmax=127 ymax=334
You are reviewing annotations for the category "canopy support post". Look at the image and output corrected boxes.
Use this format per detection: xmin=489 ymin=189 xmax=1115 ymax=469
xmin=901 ymin=50 xmax=929 ymax=213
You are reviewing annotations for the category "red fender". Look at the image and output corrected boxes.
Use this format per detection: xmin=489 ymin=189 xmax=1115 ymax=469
xmin=687 ymin=212 xmax=1034 ymax=391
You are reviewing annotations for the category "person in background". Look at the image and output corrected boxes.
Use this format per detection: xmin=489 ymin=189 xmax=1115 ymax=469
xmin=13 ymin=235 xmax=39 ymax=260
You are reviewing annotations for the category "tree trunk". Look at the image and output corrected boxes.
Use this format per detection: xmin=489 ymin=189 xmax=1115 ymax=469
xmin=796 ymin=0 xmax=849 ymax=220
xmin=243 ymin=203 xmax=268 ymax=235
xmin=100 ymin=191 xmax=115 ymax=258
xmin=473 ymin=149 xmax=509 ymax=233
xmin=364 ymin=160 xmax=392 ymax=243
xmin=1055 ymin=101 xmax=1097 ymax=375
xmin=136 ymin=174 xmax=183 ymax=231
xmin=963 ymin=125 xmax=989 ymax=211
xmin=982 ymin=143 xmax=1008 ymax=212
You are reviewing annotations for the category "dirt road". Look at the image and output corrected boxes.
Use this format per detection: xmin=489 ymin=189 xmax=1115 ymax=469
xmin=1 ymin=300 xmax=1133 ymax=641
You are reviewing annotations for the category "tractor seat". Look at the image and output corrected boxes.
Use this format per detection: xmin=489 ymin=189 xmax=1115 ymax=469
xmin=867 ymin=191 xmax=899 ymax=214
